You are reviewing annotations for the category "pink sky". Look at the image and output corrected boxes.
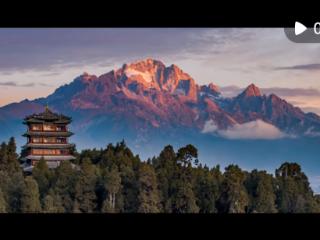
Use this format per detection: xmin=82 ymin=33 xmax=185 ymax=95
xmin=1 ymin=28 xmax=320 ymax=114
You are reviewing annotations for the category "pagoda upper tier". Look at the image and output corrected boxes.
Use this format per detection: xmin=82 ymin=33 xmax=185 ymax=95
xmin=23 ymin=107 xmax=72 ymax=124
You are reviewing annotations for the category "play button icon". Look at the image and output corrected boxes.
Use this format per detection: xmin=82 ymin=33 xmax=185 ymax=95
xmin=284 ymin=22 xmax=320 ymax=43
xmin=295 ymin=21 xmax=307 ymax=35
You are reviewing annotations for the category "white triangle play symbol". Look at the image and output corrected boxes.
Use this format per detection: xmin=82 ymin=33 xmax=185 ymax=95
xmin=295 ymin=22 xmax=307 ymax=35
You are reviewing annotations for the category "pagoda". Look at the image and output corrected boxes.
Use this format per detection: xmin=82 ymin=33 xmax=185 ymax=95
xmin=21 ymin=106 xmax=75 ymax=172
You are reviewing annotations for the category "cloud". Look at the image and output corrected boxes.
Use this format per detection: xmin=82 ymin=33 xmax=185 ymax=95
xmin=284 ymin=95 xmax=320 ymax=115
xmin=202 ymin=119 xmax=286 ymax=140
xmin=261 ymin=87 xmax=320 ymax=97
xmin=0 ymin=81 xmax=17 ymax=86
xmin=304 ymin=127 xmax=320 ymax=137
xmin=275 ymin=63 xmax=320 ymax=71
xmin=0 ymin=28 xmax=212 ymax=72
xmin=0 ymin=81 xmax=50 ymax=87
xmin=220 ymin=85 xmax=243 ymax=97
xmin=38 ymin=83 xmax=52 ymax=87
xmin=0 ymin=81 xmax=32 ymax=87
xmin=220 ymin=120 xmax=286 ymax=139
xmin=40 ymin=72 xmax=61 ymax=77
xmin=0 ymin=28 xmax=276 ymax=74
xmin=202 ymin=119 xmax=218 ymax=133
xmin=301 ymin=107 xmax=320 ymax=115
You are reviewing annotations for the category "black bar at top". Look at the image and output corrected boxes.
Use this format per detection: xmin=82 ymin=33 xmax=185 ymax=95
xmin=0 ymin=4 xmax=317 ymax=28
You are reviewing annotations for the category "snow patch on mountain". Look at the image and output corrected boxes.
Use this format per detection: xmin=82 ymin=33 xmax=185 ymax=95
xmin=124 ymin=68 xmax=153 ymax=83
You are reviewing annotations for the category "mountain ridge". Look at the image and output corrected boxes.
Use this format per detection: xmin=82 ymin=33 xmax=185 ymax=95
xmin=1 ymin=58 xmax=320 ymax=148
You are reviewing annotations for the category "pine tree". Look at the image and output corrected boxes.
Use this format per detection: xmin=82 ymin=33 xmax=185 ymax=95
xmin=176 ymin=144 xmax=198 ymax=168
xmin=43 ymin=195 xmax=55 ymax=213
xmin=33 ymin=158 xmax=51 ymax=199
xmin=0 ymin=138 xmax=20 ymax=174
xmin=171 ymin=145 xmax=199 ymax=213
xmin=7 ymin=172 xmax=25 ymax=213
xmin=73 ymin=158 xmax=97 ymax=213
xmin=6 ymin=137 xmax=20 ymax=174
xmin=171 ymin=181 xmax=199 ymax=213
xmin=152 ymin=145 xmax=177 ymax=213
xmin=0 ymin=188 xmax=7 ymax=213
xmin=0 ymin=142 xmax=8 ymax=171
xmin=217 ymin=165 xmax=249 ymax=213
xmin=0 ymin=170 xmax=10 ymax=206
xmin=21 ymin=176 xmax=41 ymax=213
xmin=246 ymin=170 xmax=277 ymax=213
xmin=52 ymin=161 xmax=77 ymax=212
xmin=137 ymin=163 xmax=161 ymax=213
xmin=276 ymin=162 xmax=318 ymax=213
xmin=194 ymin=165 xmax=221 ymax=213
xmin=116 ymin=142 xmax=140 ymax=213
xmin=43 ymin=191 xmax=65 ymax=213
xmin=102 ymin=166 xmax=121 ymax=213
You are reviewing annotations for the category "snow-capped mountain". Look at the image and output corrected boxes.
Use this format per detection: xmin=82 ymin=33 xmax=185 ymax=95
xmin=1 ymin=58 xmax=320 ymax=150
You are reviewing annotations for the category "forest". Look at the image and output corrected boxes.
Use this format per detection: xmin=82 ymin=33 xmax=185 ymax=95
xmin=0 ymin=137 xmax=319 ymax=213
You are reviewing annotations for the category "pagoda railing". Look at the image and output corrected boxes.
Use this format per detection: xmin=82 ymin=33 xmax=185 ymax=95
xmin=28 ymin=127 xmax=68 ymax=132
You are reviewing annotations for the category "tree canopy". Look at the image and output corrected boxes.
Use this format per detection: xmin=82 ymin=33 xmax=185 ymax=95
xmin=0 ymin=137 xmax=318 ymax=213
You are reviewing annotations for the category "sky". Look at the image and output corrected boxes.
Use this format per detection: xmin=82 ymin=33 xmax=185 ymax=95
xmin=0 ymin=28 xmax=320 ymax=114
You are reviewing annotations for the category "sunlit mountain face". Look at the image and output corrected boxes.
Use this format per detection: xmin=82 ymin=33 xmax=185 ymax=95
xmin=1 ymin=58 xmax=320 ymax=192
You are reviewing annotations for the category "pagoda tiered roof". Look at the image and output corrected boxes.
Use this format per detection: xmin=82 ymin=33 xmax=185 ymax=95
xmin=23 ymin=107 xmax=71 ymax=124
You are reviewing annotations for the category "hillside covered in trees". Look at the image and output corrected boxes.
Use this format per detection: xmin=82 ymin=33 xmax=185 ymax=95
xmin=0 ymin=137 xmax=319 ymax=213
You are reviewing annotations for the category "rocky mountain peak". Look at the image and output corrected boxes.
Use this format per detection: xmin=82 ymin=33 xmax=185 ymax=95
xmin=208 ymin=83 xmax=220 ymax=93
xmin=240 ymin=83 xmax=262 ymax=98
xmin=125 ymin=58 xmax=165 ymax=71
xmin=80 ymin=72 xmax=97 ymax=82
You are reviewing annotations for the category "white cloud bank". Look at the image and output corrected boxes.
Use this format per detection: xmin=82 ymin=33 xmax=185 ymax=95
xmin=202 ymin=119 xmax=286 ymax=140
xmin=202 ymin=119 xmax=219 ymax=133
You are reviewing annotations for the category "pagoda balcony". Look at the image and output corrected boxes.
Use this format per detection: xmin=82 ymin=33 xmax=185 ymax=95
xmin=22 ymin=143 xmax=75 ymax=149
xmin=27 ymin=137 xmax=69 ymax=144
xmin=22 ymin=131 xmax=73 ymax=137
xmin=27 ymin=128 xmax=69 ymax=132
xmin=22 ymin=155 xmax=76 ymax=161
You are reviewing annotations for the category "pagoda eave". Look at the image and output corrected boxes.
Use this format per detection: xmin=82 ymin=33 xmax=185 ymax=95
xmin=22 ymin=131 xmax=73 ymax=137
xmin=23 ymin=119 xmax=71 ymax=124
xmin=22 ymin=155 xmax=76 ymax=161
xmin=22 ymin=143 xmax=75 ymax=149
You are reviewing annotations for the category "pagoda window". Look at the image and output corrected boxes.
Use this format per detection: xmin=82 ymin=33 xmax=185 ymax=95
xmin=32 ymin=149 xmax=43 ymax=155
xmin=60 ymin=149 xmax=70 ymax=155
xmin=56 ymin=137 xmax=67 ymax=143
xmin=30 ymin=149 xmax=70 ymax=156
xmin=43 ymin=124 xmax=56 ymax=131
xmin=56 ymin=125 xmax=67 ymax=131
xmin=32 ymin=149 xmax=63 ymax=155
xmin=31 ymin=137 xmax=42 ymax=143
xmin=43 ymin=137 xmax=56 ymax=143
xmin=43 ymin=149 xmax=57 ymax=155
xmin=31 ymin=124 xmax=42 ymax=131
